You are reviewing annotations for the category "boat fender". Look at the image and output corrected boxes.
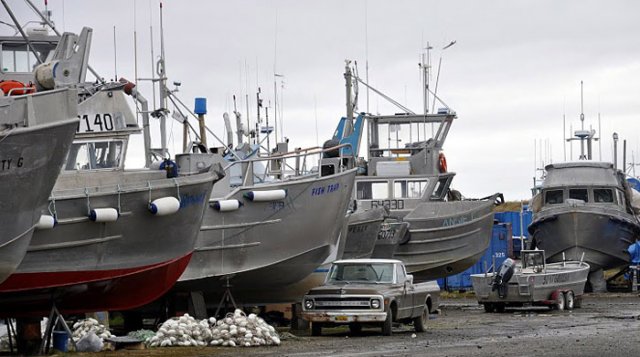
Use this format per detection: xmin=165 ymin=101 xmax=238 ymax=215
xmin=35 ymin=215 xmax=57 ymax=230
xmin=398 ymin=230 xmax=411 ymax=245
xmin=89 ymin=208 xmax=119 ymax=222
xmin=438 ymin=153 xmax=447 ymax=173
xmin=244 ymin=189 xmax=287 ymax=202
xmin=149 ymin=196 xmax=181 ymax=216
xmin=0 ymin=80 xmax=36 ymax=96
xmin=212 ymin=199 xmax=243 ymax=211
xmin=492 ymin=258 xmax=515 ymax=298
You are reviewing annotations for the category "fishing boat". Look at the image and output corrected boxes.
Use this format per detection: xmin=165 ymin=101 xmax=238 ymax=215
xmin=527 ymin=84 xmax=640 ymax=284
xmin=0 ymin=87 xmax=78 ymax=285
xmin=528 ymin=161 xmax=640 ymax=271
xmin=175 ymin=144 xmax=357 ymax=306
xmin=471 ymin=250 xmax=590 ymax=311
xmin=331 ymin=62 xmax=500 ymax=281
xmin=0 ymin=22 xmax=223 ymax=316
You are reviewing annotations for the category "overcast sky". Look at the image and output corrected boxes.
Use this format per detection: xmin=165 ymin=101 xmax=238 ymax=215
xmin=4 ymin=0 xmax=640 ymax=200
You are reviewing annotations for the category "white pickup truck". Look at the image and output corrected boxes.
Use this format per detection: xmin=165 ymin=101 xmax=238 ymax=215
xmin=301 ymin=259 xmax=440 ymax=336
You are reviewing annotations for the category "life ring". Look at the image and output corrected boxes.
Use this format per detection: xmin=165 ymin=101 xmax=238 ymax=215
xmin=0 ymin=80 xmax=35 ymax=96
xmin=438 ymin=152 xmax=447 ymax=173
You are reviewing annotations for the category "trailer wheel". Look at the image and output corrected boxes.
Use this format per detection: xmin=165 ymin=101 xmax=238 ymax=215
xmin=413 ymin=305 xmax=429 ymax=332
xmin=554 ymin=291 xmax=566 ymax=311
xmin=494 ymin=303 xmax=506 ymax=313
xmin=564 ymin=291 xmax=575 ymax=310
xmin=311 ymin=322 xmax=322 ymax=336
xmin=483 ymin=303 xmax=494 ymax=313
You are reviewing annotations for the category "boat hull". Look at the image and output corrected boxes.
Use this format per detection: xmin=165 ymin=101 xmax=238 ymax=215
xmin=529 ymin=208 xmax=638 ymax=271
xmin=343 ymin=207 xmax=386 ymax=259
xmin=393 ymin=197 xmax=497 ymax=281
xmin=0 ymin=118 xmax=78 ymax=284
xmin=0 ymin=167 xmax=219 ymax=315
xmin=175 ymin=169 xmax=357 ymax=304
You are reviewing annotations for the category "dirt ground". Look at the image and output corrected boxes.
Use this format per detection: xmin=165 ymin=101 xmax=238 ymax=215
xmin=66 ymin=293 xmax=640 ymax=357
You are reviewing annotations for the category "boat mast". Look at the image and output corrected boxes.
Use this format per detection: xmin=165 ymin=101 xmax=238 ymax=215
xmin=344 ymin=60 xmax=354 ymax=136
xmin=158 ymin=1 xmax=168 ymax=156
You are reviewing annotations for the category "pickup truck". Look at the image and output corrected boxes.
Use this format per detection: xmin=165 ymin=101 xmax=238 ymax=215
xmin=301 ymin=259 xmax=440 ymax=336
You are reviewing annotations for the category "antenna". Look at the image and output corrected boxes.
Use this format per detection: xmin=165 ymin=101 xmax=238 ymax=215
xmin=113 ymin=26 xmax=117 ymax=81
xmin=314 ymin=94 xmax=319 ymax=146
xmin=149 ymin=2 xmax=157 ymax=110
xmin=365 ymin=0 xmax=370 ymax=114
xmin=273 ymin=9 xmax=279 ymax=144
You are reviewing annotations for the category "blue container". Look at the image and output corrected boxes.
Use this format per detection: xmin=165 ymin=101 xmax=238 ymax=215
xmin=52 ymin=330 xmax=68 ymax=352
xmin=194 ymin=97 xmax=207 ymax=115
xmin=441 ymin=222 xmax=513 ymax=291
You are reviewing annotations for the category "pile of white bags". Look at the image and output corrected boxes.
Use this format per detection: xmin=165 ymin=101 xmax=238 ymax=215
xmin=71 ymin=318 xmax=113 ymax=342
xmin=148 ymin=310 xmax=280 ymax=348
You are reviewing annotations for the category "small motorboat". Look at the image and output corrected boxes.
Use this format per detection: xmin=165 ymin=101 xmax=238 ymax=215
xmin=471 ymin=250 xmax=590 ymax=312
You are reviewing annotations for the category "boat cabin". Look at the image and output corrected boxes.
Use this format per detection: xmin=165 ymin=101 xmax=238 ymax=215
xmin=520 ymin=250 xmax=546 ymax=274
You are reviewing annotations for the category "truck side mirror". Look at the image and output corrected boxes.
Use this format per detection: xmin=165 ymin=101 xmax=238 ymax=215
xmin=406 ymin=274 xmax=413 ymax=284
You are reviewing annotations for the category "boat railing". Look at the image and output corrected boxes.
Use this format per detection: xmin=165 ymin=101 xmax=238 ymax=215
xmin=223 ymin=143 xmax=354 ymax=187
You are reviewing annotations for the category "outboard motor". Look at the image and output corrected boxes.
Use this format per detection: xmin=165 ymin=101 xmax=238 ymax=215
xmin=491 ymin=258 xmax=515 ymax=298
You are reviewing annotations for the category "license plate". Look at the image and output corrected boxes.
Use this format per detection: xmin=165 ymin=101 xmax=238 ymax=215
xmin=335 ymin=315 xmax=349 ymax=321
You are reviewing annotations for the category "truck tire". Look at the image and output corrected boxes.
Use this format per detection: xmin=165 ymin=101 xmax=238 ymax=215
xmin=413 ymin=305 xmax=429 ymax=332
xmin=494 ymin=303 xmax=506 ymax=313
xmin=382 ymin=306 xmax=393 ymax=336
xmin=311 ymin=322 xmax=322 ymax=336
xmin=349 ymin=323 xmax=362 ymax=335
xmin=483 ymin=303 xmax=494 ymax=313
xmin=564 ymin=291 xmax=575 ymax=310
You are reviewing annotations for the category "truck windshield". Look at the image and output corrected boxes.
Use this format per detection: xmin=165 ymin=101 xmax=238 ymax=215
xmin=327 ymin=263 xmax=394 ymax=283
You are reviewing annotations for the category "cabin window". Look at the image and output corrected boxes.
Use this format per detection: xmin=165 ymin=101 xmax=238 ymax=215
xmin=393 ymin=179 xmax=428 ymax=199
xmin=569 ymin=188 xmax=588 ymax=202
xmin=431 ymin=177 xmax=450 ymax=199
xmin=356 ymin=181 xmax=389 ymax=200
xmin=1 ymin=45 xmax=39 ymax=73
xmin=64 ymin=140 xmax=124 ymax=171
xmin=544 ymin=190 xmax=564 ymax=204
xmin=395 ymin=264 xmax=406 ymax=282
xmin=593 ymin=188 xmax=614 ymax=203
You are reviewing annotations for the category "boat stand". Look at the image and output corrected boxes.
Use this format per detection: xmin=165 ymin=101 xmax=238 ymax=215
xmin=4 ymin=318 xmax=15 ymax=353
xmin=214 ymin=276 xmax=238 ymax=318
xmin=40 ymin=304 xmax=77 ymax=354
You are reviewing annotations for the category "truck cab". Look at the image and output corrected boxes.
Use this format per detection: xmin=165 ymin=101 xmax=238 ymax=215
xmin=301 ymin=259 xmax=439 ymax=336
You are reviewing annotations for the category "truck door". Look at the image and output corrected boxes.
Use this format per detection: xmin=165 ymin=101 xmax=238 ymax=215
xmin=395 ymin=264 xmax=414 ymax=319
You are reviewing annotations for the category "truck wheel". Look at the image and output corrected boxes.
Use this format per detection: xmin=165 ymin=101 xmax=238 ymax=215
xmin=348 ymin=323 xmax=362 ymax=335
xmin=413 ymin=305 xmax=429 ymax=332
xmin=494 ymin=303 xmax=506 ymax=313
xmin=564 ymin=291 xmax=575 ymax=310
xmin=483 ymin=303 xmax=494 ymax=313
xmin=382 ymin=306 xmax=393 ymax=336
xmin=311 ymin=322 xmax=322 ymax=336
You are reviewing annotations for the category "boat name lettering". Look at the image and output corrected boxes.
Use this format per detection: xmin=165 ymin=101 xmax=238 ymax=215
xmin=542 ymin=273 xmax=570 ymax=285
xmin=349 ymin=224 xmax=369 ymax=233
xmin=371 ymin=199 xmax=404 ymax=210
xmin=77 ymin=113 xmax=116 ymax=133
xmin=311 ymin=182 xmax=340 ymax=196
xmin=268 ymin=201 xmax=286 ymax=211
xmin=378 ymin=229 xmax=396 ymax=240
xmin=442 ymin=215 xmax=468 ymax=227
xmin=180 ymin=192 xmax=207 ymax=208
xmin=0 ymin=156 xmax=24 ymax=170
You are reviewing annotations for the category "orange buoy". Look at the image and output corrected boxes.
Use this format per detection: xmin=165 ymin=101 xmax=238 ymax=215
xmin=438 ymin=152 xmax=447 ymax=173
xmin=0 ymin=80 xmax=35 ymax=96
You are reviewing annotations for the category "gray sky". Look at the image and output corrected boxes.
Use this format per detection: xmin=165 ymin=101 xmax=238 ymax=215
xmin=5 ymin=0 xmax=640 ymax=200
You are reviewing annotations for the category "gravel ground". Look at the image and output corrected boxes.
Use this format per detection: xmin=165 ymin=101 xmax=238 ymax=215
xmin=67 ymin=293 xmax=640 ymax=357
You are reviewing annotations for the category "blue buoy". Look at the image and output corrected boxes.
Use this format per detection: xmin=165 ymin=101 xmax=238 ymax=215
xmin=194 ymin=97 xmax=207 ymax=115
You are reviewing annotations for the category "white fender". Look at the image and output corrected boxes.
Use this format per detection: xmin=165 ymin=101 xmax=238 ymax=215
xmin=35 ymin=215 xmax=56 ymax=230
xmin=89 ymin=208 xmax=119 ymax=222
xmin=149 ymin=196 xmax=181 ymax=216
xmin=244 ymin=189 xmax=287 ymax=202
xmin=212 ymin=199 xmax=242 ymax=211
